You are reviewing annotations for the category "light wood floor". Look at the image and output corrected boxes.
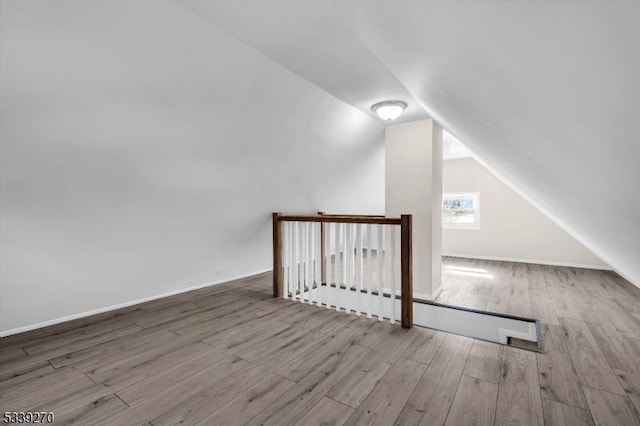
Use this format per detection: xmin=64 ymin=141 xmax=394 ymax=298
xmin=2 ymin=259 xmax=640 ymax=425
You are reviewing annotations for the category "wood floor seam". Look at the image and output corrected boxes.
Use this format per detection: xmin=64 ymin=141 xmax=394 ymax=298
xmin=113 ymin=392 xmax=130 ymax=408
xmin=324 ymin=395 xmax=358 ymax=411
xmin=460 ymin=372 xmax=495 ymax=385
xmin=540 ymin=395 xmax=593 ymax=411
xmin=83 ymin=372 xmax=98 ymax=384
xmin=581 ymin=383 xmax=640 ymax=399
xmin=440 ymin=337 xmax=475 ymax=425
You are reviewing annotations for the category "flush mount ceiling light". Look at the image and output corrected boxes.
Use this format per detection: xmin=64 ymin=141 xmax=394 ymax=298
xmin=371 ymin=100 xmax=407 ymax=121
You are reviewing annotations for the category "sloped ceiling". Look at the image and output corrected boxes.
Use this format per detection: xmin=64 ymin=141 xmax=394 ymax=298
xmin=182 ymin=0 xmax=640 ymax=287
xmin=179 ymin=0 xmax=428 ymax=124
xmin=443 ymin=131 xmax=473 ymax=161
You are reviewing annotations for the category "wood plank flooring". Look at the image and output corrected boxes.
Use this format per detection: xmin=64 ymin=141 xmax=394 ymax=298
xmin=437 ymin=257 xmax=640 ymax=426
xmin=1 ymin=259 xmax=640 ymax=425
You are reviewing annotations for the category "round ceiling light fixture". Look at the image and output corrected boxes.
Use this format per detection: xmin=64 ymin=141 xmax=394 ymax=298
xmin=371 ymin=100 xmax=407 ymax=121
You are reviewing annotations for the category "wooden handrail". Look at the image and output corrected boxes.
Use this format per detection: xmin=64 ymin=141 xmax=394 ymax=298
xmin=317 ymin=213 xmax=386 ymax=218
xmin=277 ymin=214 xmax=401 ymax=225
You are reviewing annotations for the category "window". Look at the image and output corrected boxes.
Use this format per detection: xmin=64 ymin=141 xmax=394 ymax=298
xmin=443 ymin=193 xmax=480 ymax=230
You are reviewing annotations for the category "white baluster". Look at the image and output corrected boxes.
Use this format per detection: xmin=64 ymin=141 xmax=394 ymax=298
xmin=377 ymin=225 xmax=384 ymax=321
xmin=316 ymin=222 xmax=322 ymax=306
xmin=288 ymin=222 xmax=293 ymax=299
xmin=354 ymin=223 xmax=364 ymax=316
xmin=302 ymin=222 xmax=307 ymax=302
xmin=292 ymin=222 xmax=298 ymax=301
xmin=308 ymin=221 xmax=313 ymax=305
xmin=325 ymin=222 xmax=332 ymax=309
xmin=366 ymin=223 xmax=373 ymax=318
xmin=342 ymin=222 xmax=347 ymax=313
xmin=335 ymin=222 xmax=342 ymax=312
xmin=389 ymin=226 xmax=397 ymax=324
xmin=299 ymin=222 xmax=304 ymax=302
xmin=283 ymin=222 xmax=289 ymax=300
xmin=344 ymin=223 xmax=355 ymax=313
xmin=316 ymin=222 xmax=321 ymax=307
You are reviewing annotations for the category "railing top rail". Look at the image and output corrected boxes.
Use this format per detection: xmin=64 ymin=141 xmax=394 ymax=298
xmin=276 ymin=213 xmax=402 ymax=225
xmin=318 ymin=213 xmax=385 ymax=218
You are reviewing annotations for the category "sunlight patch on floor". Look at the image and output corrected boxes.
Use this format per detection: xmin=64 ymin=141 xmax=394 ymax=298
xmin=446 ymin=265 xmax=493 ymax=279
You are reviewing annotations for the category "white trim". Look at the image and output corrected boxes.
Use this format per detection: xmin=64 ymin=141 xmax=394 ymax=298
xmin=413 ymin=285 xmax=442 ymax=301
xmin=498 ymin=325 xmax=537 ymax=345
xmin=611 ymin=268 xmax=640 ymax=290
xmin=431 ymin=285 xmax=443 ymax=299
xmin=442 ymin=253 xmax=611 ymax=270
xmin=0 ymin=269 xmax=272 ymax=337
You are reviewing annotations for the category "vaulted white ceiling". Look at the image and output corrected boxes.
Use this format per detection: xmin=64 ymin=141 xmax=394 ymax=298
xmin=181 ymin=0 xmax=640 ymax=287
xmin=179 ymin=0 xmax=428 ymax=124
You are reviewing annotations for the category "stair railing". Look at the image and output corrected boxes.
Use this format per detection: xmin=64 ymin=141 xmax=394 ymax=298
xmin=272 ymin=212 xmax=413 ymax=328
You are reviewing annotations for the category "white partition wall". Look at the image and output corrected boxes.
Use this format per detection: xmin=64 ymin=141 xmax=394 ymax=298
xmin=385 ymin=119 xmax=443 ymax=299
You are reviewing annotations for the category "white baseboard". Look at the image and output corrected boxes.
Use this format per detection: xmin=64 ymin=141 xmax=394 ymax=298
xmin=0 ymin=269 xmax=272 ymax=337
xmin=431 ymin=285 xmax=443 ymax=299
xmin=414 ymin=286 xmax=442 ymax=301
xmin=442 ymin=253 xmax=611 ymax=271
xmin=610 ymin=269 xmax=640 ymax=291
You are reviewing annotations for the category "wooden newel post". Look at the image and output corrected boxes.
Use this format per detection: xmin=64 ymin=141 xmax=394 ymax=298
xmin=318 ymin=211 xmax=326 ymax=284
xmin=273 ymin=212 xmax=283 ymax=298
xmin=400 ymin=214 xmax=413 ymax=328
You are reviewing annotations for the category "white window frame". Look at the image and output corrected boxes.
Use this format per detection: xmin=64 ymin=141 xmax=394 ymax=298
xmin=442 ymin=192 xmax=481 ymax=230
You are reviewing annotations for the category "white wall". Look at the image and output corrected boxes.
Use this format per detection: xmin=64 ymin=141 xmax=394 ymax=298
xmin=385 ymin=119 xmax=442 ymax=298
xmin=0 ymin=0 xmax=384 ymax=335
xmin=443 ymin=158 xmax=607 ymax=268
